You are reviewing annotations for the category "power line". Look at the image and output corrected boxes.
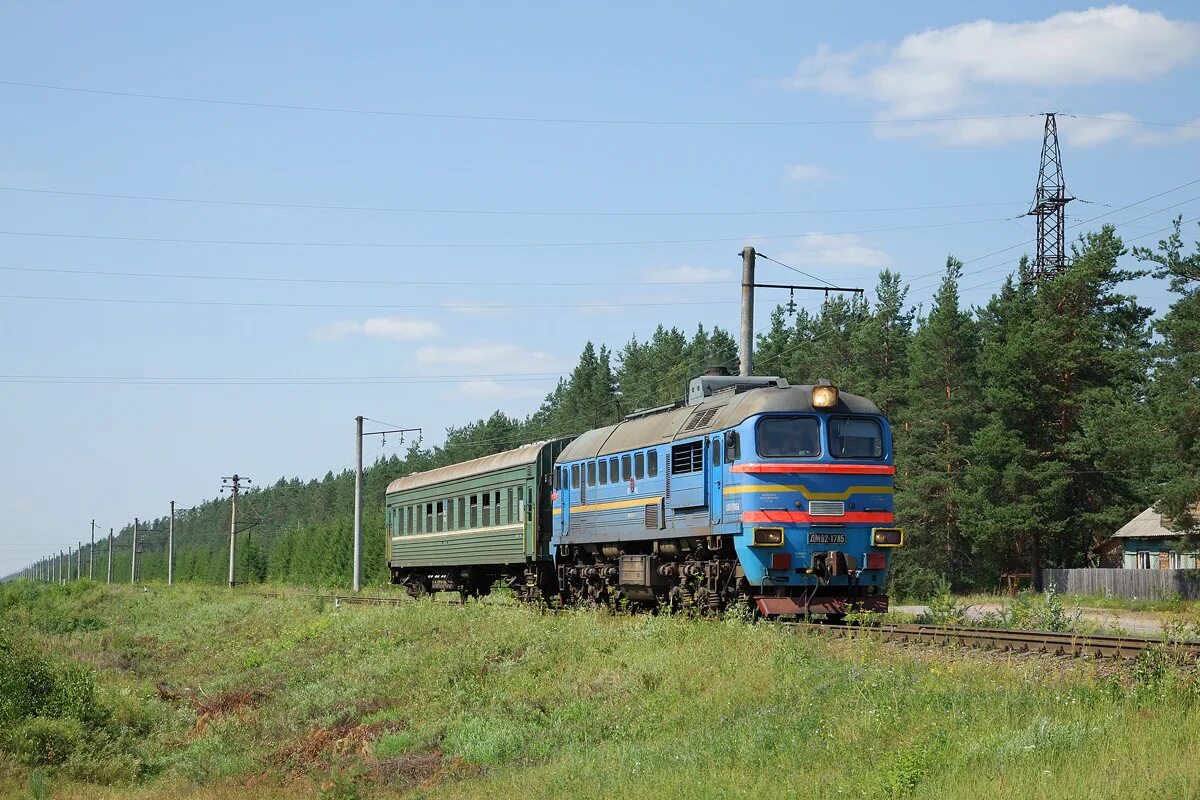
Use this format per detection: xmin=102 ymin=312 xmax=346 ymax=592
xmin=0 ymin=81 xmax=1040 ymax=126
xmin=0 ymin=216 xmax=1008 ymax=249
xmin=0 ymin=294 xmax=736 ymax=311
xmin=754 ymin=252 xmax=838 ymax=289
xmin=0 ymin=264 xmax=737 ymax=287
xmin=0 ymin=372 xmax=564 ymax=386
xmin=0 ymin=185 xmax=1026 ymax=218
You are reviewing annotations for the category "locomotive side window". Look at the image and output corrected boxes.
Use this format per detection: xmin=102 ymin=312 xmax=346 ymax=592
xmin=648 ymin=450 xmax=658 ymax=477
xmin=610 ymin=457 xmax=619 ymax=483
xmin=571 ymin=464 xmax=580 ymax=490
xmin=829 ymin=417 xmax=884 ymax=459
xmin=621 ymin=454 xmax=631 ymax=481
xmin=587 ymin=461 xmax=596 ymax=487
xmin=634 ymin=452 xmax=645 ymax=479
xmin=712 ymin=439 xmax=722 ymax=467
xmin=671 ymin=440 xmax=704 ymax=474
xmin=757 ymin=417 xmax=821 ymax=457
xmin=599 ymin=459 xmax=608 ymax=486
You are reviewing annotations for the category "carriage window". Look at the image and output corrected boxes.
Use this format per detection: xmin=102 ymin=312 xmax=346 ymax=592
xmin=671 ymin=441 xmax=704 ymax=474
xmin=829 ymin=417 xmax=884 ymax=459
xmin=571 ymin=464 xmax=580 ymax=490
xmin=457 ymin=497 xmax=465 ymax=530
xmin=495 ymin=492 xmax=501 ymax=524
xmin=405 ymin=506 xmax=412 ymax=534
xmin=482 ymin=493 xmax=491 ymax=526
xmin=436 ymin=501 xmax=445 ymax=532
xmin=425 ymin=503 xmax=434 ymax=532
xmin=507 ymin=488 xmax=514 ymax=524
xmin=648 ymin=450 xmax=658 ymax=477
xmin=587 ymin=462 xmax=596 ymax=486
xmin=599 ymin=459 xmax=608 ymax=485
xmin=634 ymin=452 xmax=645 ymax=479
xmin=470 ymin=495 xmax=479 ymax=527
xmin=517 ymin=486 xmax=525 ymax=521
xmin=621 ymin=455 xmax=632 ymax=481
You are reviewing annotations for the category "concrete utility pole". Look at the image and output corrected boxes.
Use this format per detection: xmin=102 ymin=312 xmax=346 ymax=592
xmin=739 ymin=246 xmax=755 ymax=376
xmin=89 ymin=520 xmax=95 ymax=580
xmin=131 ymin=518 xmax=138 ymax=584
xmin=223 ymin=474 xmax=248 ymax=588
xmin=57 ymin=549 xmax=63 ymax=583
xmin=76 ymin=543 xmax=81 ymax=580
xmin=106 ymin=528 xmax=113 ymax=584
xmin=168 ymin=501 xmax=175 ymax=586
xmin=353 ymin=416 xmax=364 ymax=593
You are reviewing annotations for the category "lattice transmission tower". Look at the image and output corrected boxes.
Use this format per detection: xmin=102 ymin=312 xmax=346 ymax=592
xmin=1026 ymin=112 xmax=1074 ymax=281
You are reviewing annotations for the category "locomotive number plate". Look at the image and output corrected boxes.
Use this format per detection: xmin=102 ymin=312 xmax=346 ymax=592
xmin=808 ymin=532 xmax=846 ymax=545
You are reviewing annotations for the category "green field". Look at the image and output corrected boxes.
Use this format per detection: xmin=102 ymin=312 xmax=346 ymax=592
xmin=2 ymin=582 xmax=1199 ymax=800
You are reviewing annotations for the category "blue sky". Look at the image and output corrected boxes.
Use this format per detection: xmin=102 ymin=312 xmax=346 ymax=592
xmin=2 ymin=2 xmax=1199 ymax=576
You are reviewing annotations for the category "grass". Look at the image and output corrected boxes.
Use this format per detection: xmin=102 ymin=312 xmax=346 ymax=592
xmin=957 ymin=591 xmax=1200 ymax=616
xmin=1 ymin=581 xmax=1199 ymax=799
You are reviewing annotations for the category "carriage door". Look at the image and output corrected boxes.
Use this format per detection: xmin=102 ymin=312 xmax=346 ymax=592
xmin=709 ymin=434 xmax=723 ymax=525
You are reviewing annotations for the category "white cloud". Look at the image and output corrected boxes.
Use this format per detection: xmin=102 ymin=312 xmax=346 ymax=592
xmin=415 ymin=343 xmax=562 ymax=370
xmin=787 ymin=6 xmax=1200 ymax=146
xmin=785 ymin=163 xmax=835 ymax=182
xmin=458 ymin=379 xmax=549 ymax=399
xmin=440 ymin=299 xmax=513 ymax=317
xmin=777 ymin=233 xmax=891 ymax=270
xmin=642 ymin=265 xmax=733 ymax=284
xmin=310 ymin=317 xmax=441 ymax=342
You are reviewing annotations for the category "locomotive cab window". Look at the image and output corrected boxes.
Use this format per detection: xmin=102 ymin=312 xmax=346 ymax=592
xmin=829 ymin=417 xmax=884 ymax=459
xmin=757 ymin=417 xmax=820 ymax=458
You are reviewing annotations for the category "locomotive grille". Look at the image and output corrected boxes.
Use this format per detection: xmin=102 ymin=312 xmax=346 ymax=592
xmin=808 ymin=500 xmax=845 ymax=516
xmin=680 ymin=406 xmax=720 ymax=433
xmin=644 ymin=501 xmax=659 ymax=529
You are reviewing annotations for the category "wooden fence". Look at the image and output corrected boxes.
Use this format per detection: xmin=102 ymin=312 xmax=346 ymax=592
xmin=1041 ymin=568 xmax=1200 ymax=600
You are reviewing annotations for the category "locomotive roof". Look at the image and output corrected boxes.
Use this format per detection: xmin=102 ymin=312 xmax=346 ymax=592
xmin=557 ymin=384 xmax=882 ymax=462
xmin=386 ymin=439 xmax=558 ymax=495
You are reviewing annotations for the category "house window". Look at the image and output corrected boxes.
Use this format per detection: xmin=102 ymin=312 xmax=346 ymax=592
xmin=1169 ymin=551 xmax=1181 ymax=569
xmin=1136 ymin=551 xmax=1151 ymax=569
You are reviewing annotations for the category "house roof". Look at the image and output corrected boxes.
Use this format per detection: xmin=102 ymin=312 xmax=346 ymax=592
xmin=1112 ymin=507 xmax=1181 ymax=539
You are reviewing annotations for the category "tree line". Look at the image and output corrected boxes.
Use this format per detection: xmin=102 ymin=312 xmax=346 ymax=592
xmin=90 ymin=221 xmax=1199 ymax=597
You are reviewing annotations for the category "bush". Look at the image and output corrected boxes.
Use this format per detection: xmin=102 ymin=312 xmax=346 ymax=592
xmin=7 ymin=718 xmax=83 ymax=766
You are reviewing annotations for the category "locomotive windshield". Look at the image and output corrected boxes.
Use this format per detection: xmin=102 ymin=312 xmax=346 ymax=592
xmin=829 ymin=417 xmax=884 ymax=459
xmin=756 ymin=416 xmax=820 ymax=457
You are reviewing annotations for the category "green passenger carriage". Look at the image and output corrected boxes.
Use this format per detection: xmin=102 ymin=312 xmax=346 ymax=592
xmin=385 ymin=438 xmax=573 ymax=600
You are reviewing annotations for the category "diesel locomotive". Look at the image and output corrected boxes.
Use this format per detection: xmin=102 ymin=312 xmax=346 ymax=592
xmin=385 ymin=374 xmax=901 ymax=617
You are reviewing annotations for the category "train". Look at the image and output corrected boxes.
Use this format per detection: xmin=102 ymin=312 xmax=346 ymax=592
xmin=383 ymin=374 xmax=901 ymax=618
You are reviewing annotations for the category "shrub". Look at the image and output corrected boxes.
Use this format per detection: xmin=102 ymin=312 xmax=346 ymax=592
xmin=7 ymin=718 xmax=83 ymax=766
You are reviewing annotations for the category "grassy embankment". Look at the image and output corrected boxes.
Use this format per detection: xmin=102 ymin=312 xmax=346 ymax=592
xmin=2 ymin=581 xmax=1199 ymax=800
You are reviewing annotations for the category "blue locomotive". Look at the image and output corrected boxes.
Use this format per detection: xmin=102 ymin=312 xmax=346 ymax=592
xmin=386 ymin=374 xmax=901 ymax=617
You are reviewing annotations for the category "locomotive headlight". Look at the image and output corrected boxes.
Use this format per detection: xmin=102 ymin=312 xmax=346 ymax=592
xmin=872 ymin=527 xmax=904 ymax=547
xmin=752 ymin=527 xmax=785 ymax=546
xmin=811 ymin=384 xmax=839 ymax=408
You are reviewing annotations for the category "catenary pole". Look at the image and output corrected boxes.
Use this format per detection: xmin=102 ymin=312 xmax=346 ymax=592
xmin=107 ymin=528 xmax=113 ymax=583
xmin=89 ymin=520 xmax=95 ymax=579
xmin=131 ymin=518 xmax=138 ymax=584
xmin=224 ymin=475 xmax=246 ymax=588
xmin=353 ymin=415 xmax=364 ymax=593
xmin=168 ymin=500 xmax=175 ymax=586
xmin=76 ymin=543 xmax=81 ymax=580
xmin=739 ymin=246 xmax=755 ymax=376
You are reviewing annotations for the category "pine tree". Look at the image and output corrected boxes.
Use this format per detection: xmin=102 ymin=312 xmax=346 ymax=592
xmin=1135 ymin=217 xmax=1200 ymax=534
xmin=893 ymin=257 xmax=980 ymax=593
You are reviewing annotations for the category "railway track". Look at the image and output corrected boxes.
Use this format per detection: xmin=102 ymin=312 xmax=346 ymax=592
xmin=258 ymin=591 xmax=1200 ymax=662
xmin=796 ymin=621 xmax=1200 ymax=661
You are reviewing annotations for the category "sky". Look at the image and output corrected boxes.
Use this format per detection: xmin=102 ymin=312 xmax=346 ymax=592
xmin=2 ymin=2 xmax=1199 ymax=576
